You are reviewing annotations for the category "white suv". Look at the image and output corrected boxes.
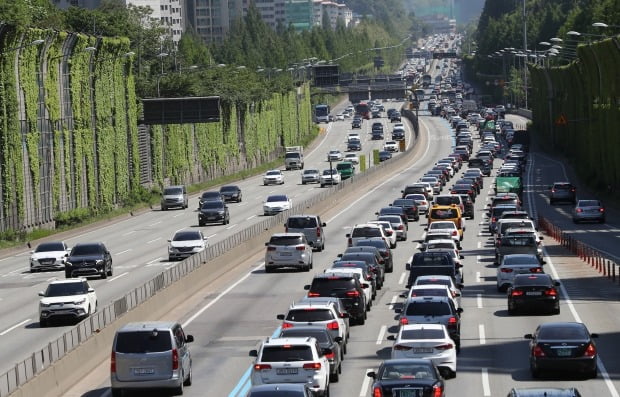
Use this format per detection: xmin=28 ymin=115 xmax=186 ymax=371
xmin=346 ymin=224 xmax=389 ymax=247
xmin=250 ymin=337 xmax=331 ymax=396
xmin=38 ymin=278 xmax=97 ymax=327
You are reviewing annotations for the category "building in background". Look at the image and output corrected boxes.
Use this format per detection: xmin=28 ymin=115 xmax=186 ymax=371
xmin=285 ymin=0 xmax=315 ymax=32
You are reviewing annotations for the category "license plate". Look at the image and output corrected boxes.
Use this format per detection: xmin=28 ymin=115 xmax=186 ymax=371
xmin=276 ymin=368 xmax=298 ymax=375
xmin=133 ymin=367 xmax=154 ymax=375
xmin=393 ymin=388 xmax=423 ymax=397
xmin=280 ymin=252 xmax=292 ymax=256
xmin=413 ymin=348 xmax=434 ymax=353
xmin=526 ymin=291 xmax=542 ymax=296
xmin=555 ymin=348 xmax=572 ymax=357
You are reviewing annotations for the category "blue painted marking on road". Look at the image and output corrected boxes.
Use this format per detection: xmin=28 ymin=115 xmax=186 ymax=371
xmin=228 ymin=326 xmax=283 ymax=397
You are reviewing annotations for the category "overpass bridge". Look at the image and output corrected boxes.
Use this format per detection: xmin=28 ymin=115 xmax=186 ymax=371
xmin=312 ymin=73 xmax=409 ymax=102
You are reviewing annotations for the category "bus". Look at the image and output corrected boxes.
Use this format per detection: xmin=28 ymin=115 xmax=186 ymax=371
xmin=314 ymin=104 xmax=330 ymax=123
xmin=354 ymin=102 xmax=370 ymax=119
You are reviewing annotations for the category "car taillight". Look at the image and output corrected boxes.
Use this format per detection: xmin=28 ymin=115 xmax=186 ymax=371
xmin=303 ymin=362 xmax=322 ymax=370
xmin=421 ymin=201 xmax=427 ymax=205
xmin=468 ymin=190 xmax=473 ymax=195
xmin=533 ymin=345 xmax=545 ymax=357
xmin=398 ymin=225 xmax=404 ymax=230
xmin=584 ymin=343 xmax=596 ymax=357
xmin=448 ymin=316 xmax=457 ymax=327
xmin=530 ymin=267 xmax=543 ymax=273
xmin=511 ymin=290 xmax=524 ymax=296
xmin=600 ymin=208 xmax=605 ymax=213
xmin=366 ymin=274 xmax=373 ymax=281
xmin=501 ymin=268 xmax=513 ymax=273
xmin=324 ymin=351 xmax=335 ymax=359
xmin=316 ymin=227 xmax=321 ymax=237
xmin=393 ymin=344 xmax=412 ymax=351
xmin=435 ymin=343 xmax=454 ymax=350
xmin=571 ymin=188 xmax=576 ymax=192
xmin=544 ymin=288 xmax=557 ymax=296
xmin=348 ymin=238 xmax=352 ymax=246
xmin=433 ymin=385 xmax=443 ymax=397
xmin=399 ymin=317 xmax=408 ymax=325
xmin=307 ymin=292 xmax=320 ymax=297
xmin=492 ymin=217 xmax=497 ymax=223
xmin=296 ymin=245 xmax=305 ymax=251
xmin=254 ymin=363 xmax=272 ymax=370
xmin=284 ymin=226 xmax=288 ymax=232
xmin=346 ymin=290 xmax=360 ymax=297
xmin=267 ymin=246 xmax=276 ymax=251
xmin=172 ymin=348 xmax=179 ymax=370
xmin=282 ymin=322 xmax=294 ymax=329
xmin=576 ymin=208 xmax=583 ymax=213
xmin=373 ymin=386 xmax=383 ymax=397
xmin=110 ymin=351 xmax=116 ymax=373
xmin=327 ymin=321 xmax=339 ymax=330
xmin=452 ymin=230 xmax=457 ymax=236
xmin=551 ymin=189 xmax=556 ymax=193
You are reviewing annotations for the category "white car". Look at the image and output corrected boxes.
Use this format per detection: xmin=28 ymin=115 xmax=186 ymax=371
xmin=344 ymin=153 xmax=360 ymax=165
xmin=320 ymin=169 xmax=341 ymax=187
xmin=38 ymin=278 xmax=97 ymax=327
xmin=30 ymin=241 xmax=71 ymax=272
xmin=402 ymin=283 xmax=461 ymax=309
xmin=404 ymin=193 xmax=430 ymax=214
xmin=347 ymin=133 xmax=361 ymax=142
xmin=383 ymin=141 xmax=399 ymax=152
xmin=335 ymin=112 xmax=345 ymax=121
xmin=263 ymin=194 xmax=292 ymax=216
xmin=416 ymin=179 xmax=438 ymax=196
xmin=390 ymin=323 xmax=457 ymax=378
xmin=168 ymin=229 xmax=208 ymax=261
xmin=426 ymin=220 xmax=462 ymax=246
xmin=327 ymin=149 xmax=343 ymax=162
xmin=263 ymin=169 xmax=284 ymax=185
xmin=367 ymin=220 xmax=397 ymax=249
xmin=413 ymin=274 xmax=463 ymax=296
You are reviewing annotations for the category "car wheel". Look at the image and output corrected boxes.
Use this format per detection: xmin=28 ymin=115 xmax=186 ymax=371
xmin=101 ymin=268 xmax=107 ymax=279
xmin=549 ymin=199 xmax=554 ymax=205
xmin=39 ymin=318 xmax=47 ymax=328
xmin=302 ymin=181 xmax=306 ymax=185
xmin=323 ymin=384 xmax=330 ymax=397
xmin=111 ymin=389 xmax=123 ymax=397
xmin=265 ymin=267 xmax=273 ymax=273
xmin=588 ymin=367 xmax=597 ymax=379
xmin=65 ymin=270 xmax=71 ymax=278
xmin=183 ymin=366 xmax=192 ymax=386
xmin=162 ymin=206 xmax=167 ymax=211
xmin=198 ymin=221 xmax=204 ymax=226
xmin=390 ymin=242 xmax=396 ymax=249
xmin=330 ymin=369 xmax=340 ymax=382
xmin=107 ymin=265 xmax=113 ymax=277
xmin=173 ymin=377 xmax=184 ymax=395
xmin=508 ymin=305 xmax=516 ymax=315
xmin=168 ymin=256 xmax=174 ymax=262
xmin=320 ymin=184 xmax=324 ymax=188
xmin=552 ymin=305 xmax=560 ymax=315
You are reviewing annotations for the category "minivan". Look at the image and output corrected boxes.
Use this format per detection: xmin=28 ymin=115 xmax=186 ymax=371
xmin=285 ymin=215 xmax=326 ymax=251
xmin=160 ymin=185 xmax=188 ymax=210
xmin=110 ymin=321 xmax=194 ymax=396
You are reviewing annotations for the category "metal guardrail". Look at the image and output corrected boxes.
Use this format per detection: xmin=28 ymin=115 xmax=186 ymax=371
xmin=0 ymin=121 xmax=417 ymax=396
xmin=537 ymin=216 xmax=620 ymax=283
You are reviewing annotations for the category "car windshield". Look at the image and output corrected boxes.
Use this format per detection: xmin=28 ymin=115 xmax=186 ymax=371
xmin=71 ymin=244 xmax=102 ymax=255
xmin=266 ymin=171 xmax=280 ymax=176
xmin=501 ymin=236 xmax=536 ymax=246
xmin=336 ymin=163 xmax=351 ymax=170
xmin=285 ymin=309 xmax=334 ymax=322
xmin=45 ymin=282 xmax=88 ymax=297
xmin=578 ymin=200 xmax=600 ymax=207
xmin=267 ymin=195 xmax=288 ymax=202
xmin=303 ymin=170 xmax=319 ymax=175
xmin=513 ymin=275 xmax=552 ymax=287
xmin=287 ymin=217 xmax=317 ymax=228
xmin=413 ymin=254 xmax=448 ymax=266
xmin=405 ymin=301 xmax=451 ymax=316
xmin=163 ymin=187 xmax=182 ymax=195
xmin=220 ymin=186 xmax=238 ymax=193
xmin=35 ymin=242 xmax=65 ymax=252
xmin=260 ymin=346 xmax=313 ymax=362
xmin=411 ymin=288 xmax=449 ymax=298
xmin=503 ymin=255 xmax=539 ymax=265
xmin=416 ymin=278 xmax=450 ymax=287
xmin=378 ymin=215 xmax=401 ymax=224
xmin=393 ymin=199 xmax=414 ymax=207
xmin=115 ymin=331 xmax=172 ymax=353
xmin=323 ymin=170 xmax=337 ymax=175
xmin=201 ymin=202 xmax=224 ymax=209
xmin=380 ymin=364 xmax=435 ymax=380
xmin=269 ymin=236 xmax=303 ymax=246
xmin=173 ymin=232 xmax=202 ymax=241
xmin=351 ymin=227 xmax=382 ymax=238
xmin=401 ymin=328 xmax=446 ymax=340
xmin=201 ymin=192 xmax=220 ymax=199
xmin=430 ymin=222 xmax=455 ymax=230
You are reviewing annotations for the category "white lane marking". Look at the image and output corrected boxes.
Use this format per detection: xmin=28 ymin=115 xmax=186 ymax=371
xmin=359 ymin=369 xmax=373 ymax=396
xmin=477 ymin=241 xmax=481 ymax=249
xmin=476 ymin=255 xmax=481 ymax=264
xmin=122 ymin=231 xmax=136 ymax=236
xmin=148 ymin=221 xmax=161 ymax=227
xmin=173 ymin=213 xmax=185 ymax=218
xmin=106 ymin=272 xmax=128 ymax=283
xmin=146 ymin=257 xmax=163 ymax=266
xmin=389 ymin=295 xmax=398 ymax=310
xmin=481 ymin=368 xmax=491 ymax=396
xmin=183 ymin=263 xmax=263 ymax=327
xmin=376 ymin=325 xmax=386 ymax=345
xmin=398 ymin=272 xmax=406 ymax=285
xmin=477 ymin=294 xmax=483 ymax=309
xmin=479 ymin=324 xmax=486 ymax=345
xmin=2 ymin=267 xmax=28 ymax=277
xmin=116 ymin=249 xmax=132 ymax=255
xmin=147 ymin=238 xmax=161 ymax=244
xmin=246 ymin=215 xmax=256 ymax=221
xmin=476 ymin=271 xmax=481 ymax=283
xmin=207 ymin=234 xmax=217 ymax=239
xmin=225 ymin=224 xmax=237 ymax=230
xmin=0 ymin=319 xmax=31 ymax=336
xmin=46 ymin=277 xmax=56 ymax=282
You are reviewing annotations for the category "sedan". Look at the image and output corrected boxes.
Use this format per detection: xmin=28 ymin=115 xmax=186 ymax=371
xmin=344 ymin=153 xmax=360 ymax=165
xmin=263 ymin=194 xmax=292 ymax=216
xmin=351 ymin=118 xmax=362 ymax=129
xmin=219 ymin=185 xmax=242 ymax=202
xmin=383 ymin=140 xmax=399 ymax=152
xmin=347 ymin=139 xmax=362 ymax=151
xmin=301 ymin=169 xmax=320 ymax=184
xmin=198 ymin=200 xmax=230 ymax=226
xmin=335 ymin=112 xmax=345 ymax=121
xmin=507 ymin=273 xmax=560 ymax=315
xmin=319 ymin=169 xmax=341 ymax=187
xmin=378 ymin=151 xmax=392 ymax=162
xmin=390 ymin=324 xmax=457 ymax=379
xmin=573 ymin=199 xmax=605 ymax=223
xmin=327 ymin=149 xmax=343 ymax=162
xmin=405 ymin=193 xmax=430 ymax=214
xmin=198 ymin=190 xmax=223 ymax=207
xmin=367 ymin=359 xmax=445 ymax=397
xmin=263 ymin=169 xmax=284 ymax=185
xmin=525 ymin=322 xmax=598 ymax=379
xmin=30 ymin=241 xmax=70 ymax=272
xmin=496 ymin=254 xmax=544 ymax=292
xmin=168 ymin=230 xmax=207 ymax=261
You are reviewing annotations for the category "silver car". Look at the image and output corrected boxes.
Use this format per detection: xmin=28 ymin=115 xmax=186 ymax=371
xmin=573 ymin=199 xmax=605 ymax=223
xmin=264 ymin=233 xmax=313 ymax=272
xmin=301 ymin=169 xmax=320 ymax=184
xmin=110 ymin=321 xmax=194 ymax=396
xmin=496 ymin=254 xmax=544 ymax=292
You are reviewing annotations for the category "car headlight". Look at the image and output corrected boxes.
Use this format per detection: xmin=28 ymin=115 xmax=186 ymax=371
xmin=40 ymin=302 xmax=51 ymax=307
xmin=65 ymin=261 xmax=73 ymax=267
xmin=73 ymin=298 xmax=86 ymax=305
xmin=95 ymin=259 xmax=104 ymax=265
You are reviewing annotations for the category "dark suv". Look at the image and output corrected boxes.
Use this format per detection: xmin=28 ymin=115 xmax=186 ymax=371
xmin=198 ymin=200 xmax=230 ymax=225
xmin=65 ymin=242 xmax=113 ymax=279
xmin=550 ymin=182 xmax=577 ymax=205
xmin=304 ymin=273 xmax=368 ymax=325
xmin=405 ymin=251 xmax=461 ymax=288
xmin=339 ymin=251 xmax=385 ymax=288
xmin=353 ymin=238 xmax=393 ymax=273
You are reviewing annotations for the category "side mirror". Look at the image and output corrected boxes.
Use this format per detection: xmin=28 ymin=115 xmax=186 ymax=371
xmin=38 ymin=291 xmax=44 ymax=297
xmin=387 ymin=335 xmax=396 ymax=341
xmin=88 ymin=288 xmax=95 ymax=293
xmin=459 ymin=255 xmax=465 ymax=259
xmin=337 ymin=253 xmax=343 ymax=258
xmin=345 ymin=233 xmax=351 ymax=238
xmin=265 ymin=242 xmax=269 ymax=246
xmin=186 ymin=335 xmax=194 ymax=343
xmin=539 ymin=236 xmax=544 ymax=240
xmin=167 ymin=239 xmax=172 ymax=242
xmin=457 ymin=308 xmax=464 ymax=314
xmin=303 ymin=285 xmax=310 ymax=290
xmin=590 ymin=333 xmax=599 ymax=338
xmin=30 ymin=250 xmax=35 ymax=254
xmin=394 ymin=308 xmax=402 ymax=314
xmin=340 ymin=312 xmax=349 ymax=319
xmin=399 ymin=292 xmax=407 ymax=298
xmin=375 ymin=212 xmax=380 ymax=216
xmin=361 ymin=284 xmax=368 ymax=289
xmin=405 ymin=263 xmax=411 ymax=271
xmin=322 ymin=223 xmax=327 ymax=227
xmin=554 ymin=281 xmax=561 ymax=286
xmin=308 ymin=241 xmax=314 ymax=247
xmin=389 ymin=204 xmax=393 ymax=207
xmin=249 ymin=350 xmax=258 ymax=357
xmin=276 ymin=314 xmax=285 ymax=320
xmin=334 ymin=336 xmax=343 ymax=343
xmin=524 ymin=334 xmax=533 ymax=340
xmin=367 ymin=371 xmax=377 ymax=379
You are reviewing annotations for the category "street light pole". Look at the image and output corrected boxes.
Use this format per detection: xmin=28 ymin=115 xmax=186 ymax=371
xmin=522 ymin=0 xmax=528 ymax=109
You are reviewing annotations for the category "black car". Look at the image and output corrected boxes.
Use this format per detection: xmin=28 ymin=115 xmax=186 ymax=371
xmin=391 ymin=198 xmax=420 ymax=221
xmin=353 ymin=238 xmax=394 ymax=273
xmin=379 ymin=151 xmax=392 ymax=161
xmin=387 ymin=108 xmax=397 ymax=118
xmin=456 ymin=176 xmax=481 ymax=194
xmin=304 ymin=273 xmax=368 ymax=325
xmin=450 ymin=184 xmax=476 ymax=202
xmin=347 ymin=139 xmax=362 ymax=151
xmin=390 ymin=111 xmax=402 ymax=122
xmin=367 ymin=359 xmax=446 ymax=397
xmin=219 ymin=185 xmax=242 ymax=202
xmin=351 ymin=118 xmax=362 ymax=129
xmin=339 ymin=251 xmax=386 ymax=288
xmin=198 ymin=190 xmax=224 ymax=207
xmin=525 ymin=322 xmax=598 ymax=378
xmin=198 ymin=200 xmax=230 ymax=226
xmin=405 ymin=251 xmax=462 ymax=288
xmin=372 ymin=130 xmax=384 ymax=140
xmin=508 ymin=274 xmax=560 ymax=315
xmin=392 ymin=129 xmax=405 ymax=141
xmin=278 ymin=326 xmax=343 ymax=382
xmin=331 ymin=260 xmax=377 ymax=300
xmin=458 ymin=194 xmax=475 ymax=220
xmin=377 ymin=206 xmax=408 ymax=225
xmin=468 ymin=158 xmax=491 ymax=176
xmin=65 ymin=242 xmax=113 ymax=279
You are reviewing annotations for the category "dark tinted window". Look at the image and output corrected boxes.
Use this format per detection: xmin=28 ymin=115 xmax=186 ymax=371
xmin=200 ymin=192 xmax=221 ymax=199
xmin=269 ymin=236 xmax=304 ymax=246
xmin=220 ymin=185 xmax=239 ymax=193
xmin=285 ymin=153 xmax=301 ymax=158
xmin=163 ymin=187 xmax=183 ymax=195
xmin=538 ymin=325 xmax=588 ymax=340
xmin=410 ymin=288 xmax=448 ymax=298
xmin=380 ymin=363 xmax=435 ymax=380
xmin=553 ymin=183 xmax=573 ymax=190
xmin=416 ymin=278 xmax=451 ymax=287
xmin=491 ymin=206 xmax=518 ymax=218
xmin=280 ymin=329 xmax=330 ymax=343
xmin=287 ymin=217 xmax=318 ymax=228
xmin=405 ymin=301 xmax=452 ymax=316
xmin=173 ymin=232 xmax=202 ymax=241
xmin=71 ymin=244 xmax=103 ymax=255
xmin=35 ymin=242 xmax=66 ymax=252
xmin=500 ymin=236 xmax=536 ymax=246
xmin=45 ymin=282 xmax=88 ymax=296
xmin=267 ymin=195 xmax=288 ymax=202
xmin=351 ymin=227 xmax=382 ymax=238
xmin=340 ymin=253 xmax=376 ymax=265
xmin=285 ymin=309 xmax=334 ymax=322
xmin=115 ymin=331 xmax=172 ymax=353
xmin=412 ymin=254 xmax=449 ymax=266
xmin=311 ymin=277 xmax=357 ymax=293
xmin=578 ymin=200 xmax=600 ymax=207
xmin=513 ymin=274 xmax=553 ymax=287
xmin=201 ymin=201 xmax=224 ymax=209
xmin=435 ymin=197 xmax=458 ymax=206
xmin=261 ymin=346 xmax=313 ymax=362
xmin=401 ymin=328 xmax=446 ymax=339
xmin=355 ymin=240 xmax=388 ymax=250
xmin=393 ymin=199 xmax=415 ymax=207
xmin=430 ymin=208 xmax=459 ymax=219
